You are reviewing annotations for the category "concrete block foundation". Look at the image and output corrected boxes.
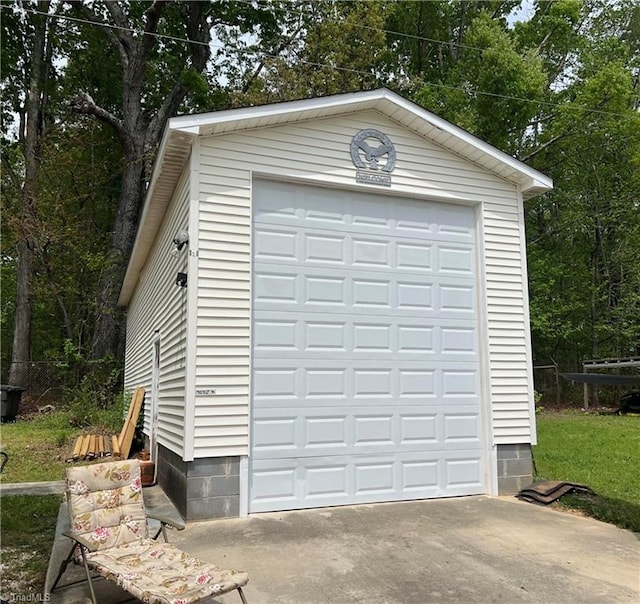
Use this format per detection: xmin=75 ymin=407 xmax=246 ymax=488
xmin=157 ymin=443 xmax=534 ymax=519
xmin=157 ymin=444 xmax=240 ymax=520
xmin=497 ymin=443 xmax=533 ymax=494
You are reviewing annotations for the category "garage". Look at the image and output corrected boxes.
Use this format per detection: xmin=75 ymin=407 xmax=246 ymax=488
xmin=119 ymin=88 xmax=553 ymax=519
xmin=249 ymin=180 xmax=483 ymax=512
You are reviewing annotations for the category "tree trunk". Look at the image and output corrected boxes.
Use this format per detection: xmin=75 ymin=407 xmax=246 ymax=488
xmin=8 ymin=240 xmax=34 ymax=387
xmin=89 ymin=154 xmax=146 ymax=360
xmin=79 ymin=1 xmax=212 ymax=361
xmin=8 ymin=2 xmax=50 ymax=387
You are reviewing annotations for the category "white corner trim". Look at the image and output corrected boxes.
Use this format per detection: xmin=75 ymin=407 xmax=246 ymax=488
xmin=475 ymin=201 xmax=497 ymax=496
xmin=239 ymin=456 xmax=249 ymax=517
xmin=488 ymin=445 xmax=499 ymax=496
xmin=518 ymin=184 xmax=538 ymax=446
xmin=183 ymin=137 xmax=201 ymax=462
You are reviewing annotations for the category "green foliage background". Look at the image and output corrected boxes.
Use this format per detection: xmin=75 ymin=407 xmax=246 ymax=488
xmin=1 ymin=0 xmax=639 ymax=402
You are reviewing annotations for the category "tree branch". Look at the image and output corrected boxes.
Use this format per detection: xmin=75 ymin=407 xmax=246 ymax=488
xmin=147 ymin=2 xmax=210 ymax=143
xmin=71 ymin=91 xmax=130 ymax=152
xmin=537 ymin=26 xmax=557 ymax=55
xmin=140 ymin=0 xmax=166 ymax=57
xmin=242 ymin=23 xmax=305 ymax=94
xmin=103 ymin=0 xmax=129 ymax=31
xmin=519 ymin=133 xmax=567 ymax=162
xmin=67 ymin=0 xmax=130 ymax=68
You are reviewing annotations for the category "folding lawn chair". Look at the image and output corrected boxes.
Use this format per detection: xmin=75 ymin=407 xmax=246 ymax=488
xmin=51 ymin=459 xmax=248 ymax=603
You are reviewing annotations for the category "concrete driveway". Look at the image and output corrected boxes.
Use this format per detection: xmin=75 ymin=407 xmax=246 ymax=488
xmin=47 ymin=495 xmax=639 ymax=603
xmin=171 ymin=496 xmax=639 ymax=604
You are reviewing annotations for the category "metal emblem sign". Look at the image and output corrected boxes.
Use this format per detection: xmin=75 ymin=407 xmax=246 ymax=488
xmin=350 ymin=129 xmax=396 ymax=186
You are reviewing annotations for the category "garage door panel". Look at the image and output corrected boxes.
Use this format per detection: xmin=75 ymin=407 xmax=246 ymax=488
xmin=253 ymin=228 xmax=298 ymax=261
xmin=255 ymin=210 xmax=474 ymax=245
xmin=250 ymin=182 xmax=483 ymax=513
xmin=253 ymin=272 xmax=477 ymax=319
xmin=250 ymin=461 xmax=299 ymax=508
xmin=251 ymin=406 xmax=481 ymax=459
xmin=445 ymin=457 xmax=484 ymax=489
xmin=252 ymin=362 xmax=480 ymax=403
xmin=396 ymin=242 xmax=433 ymax=271
xmin=438 ymin=245 xmax=475 ymax=274
xmin=255 ymin=224 xmax=473 ymax=273
xmin=252 ymin=262 xmax=477 ymax=288
xmin=249 ymin=450 xmax=483 ymax=513
xmin=253 ymin=314 xmax=479 ymax=357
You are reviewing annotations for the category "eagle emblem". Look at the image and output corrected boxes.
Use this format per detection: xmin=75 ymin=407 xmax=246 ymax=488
xmin=350 ymin=129 xmax=397 ymax=173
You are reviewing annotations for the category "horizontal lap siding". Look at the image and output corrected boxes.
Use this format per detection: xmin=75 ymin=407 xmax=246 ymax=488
xmin=483 ymin=205 xmax=532 ymax=442
xmin=124 ymin=168 xmax=190 ymax=456
xmin=194 ymin=155 xmax=251 ymax=457
xmin=195 ymin=110 xmax=532 ymax=458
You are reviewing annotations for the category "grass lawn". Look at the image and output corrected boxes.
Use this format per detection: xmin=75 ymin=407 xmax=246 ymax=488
xmin=0 ymin=402 xmax=125 ymax=483
xmin=0 ymin=494 xmax=62 ymax=597
xmin=0 ymin=407 xmax=124 ymax=597
xmin=534 ymin=411 xmax=640 ymax=531
xmin=0 ymin=408 xmax=636 ymax=596
xmin=0 ymin=413 xmax=80 ymax=482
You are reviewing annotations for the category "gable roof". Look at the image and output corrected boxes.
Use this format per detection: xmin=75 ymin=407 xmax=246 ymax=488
xmin=119 ymin=88 xmax=552 ymax=306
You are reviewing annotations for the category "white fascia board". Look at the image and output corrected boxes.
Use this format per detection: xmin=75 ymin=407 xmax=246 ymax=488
xmin=169 ymin=88 xmax=553 ymax=197
xmin=121 ymin=88 xmax=553 ymax=306
xmin=382 ymin=91 xmax=553 ymax=195
xmin=168 ymin=89 xmax=383 ymax=132
xmin=118 ymin=127 xmax=195 ymax=306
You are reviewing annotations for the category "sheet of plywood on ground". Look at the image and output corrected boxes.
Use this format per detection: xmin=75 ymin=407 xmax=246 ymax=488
xmin=118 ymin=387 xmax=145 ymax=460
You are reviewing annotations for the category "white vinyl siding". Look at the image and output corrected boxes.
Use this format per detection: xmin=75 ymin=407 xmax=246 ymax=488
xmin=193 ymin=158 xmax=251 ymax=458
xmin=483 ymin=208 xmax=532 ymax=442
xmin=123 ymin=167 xmax=191 ymax=456
xmin=193 ymin=110 xmax=533 ymax=459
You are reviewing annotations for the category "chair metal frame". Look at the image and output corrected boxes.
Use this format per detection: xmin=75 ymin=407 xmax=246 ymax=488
xmin=51 ymin=459 xmax=248 ymax=604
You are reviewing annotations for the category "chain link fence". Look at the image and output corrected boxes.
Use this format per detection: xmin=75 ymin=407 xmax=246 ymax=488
xmin=1 ymin=359 xmax=122 ymax=413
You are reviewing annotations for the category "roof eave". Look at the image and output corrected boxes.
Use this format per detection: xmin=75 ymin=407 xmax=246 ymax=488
xmin=118 ymin=88 xmax=553 ymax=307
xmin=118 ymin=128 xmax=195 ymax=307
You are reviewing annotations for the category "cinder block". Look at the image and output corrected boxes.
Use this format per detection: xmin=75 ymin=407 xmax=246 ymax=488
xmin=157 ymin=450 xmax=243 ymax=519
xmin=187 ymin=475 xmax=240 ymax=499
xmin=187 ymin=476 xmax=211 ymax=499
xmin=517 ymin=445 xmax=532 ymax=460
xmin=497 ymin=443 xmax=532 ymax=462
xmin=497 ymin=444 xmax=520 ymax=461
xmin=157 ymin=446 xmax=188 ymax=517
xmin=208 ymin=474 xmax=240 ymax=497
xmin=498 ymin=475 xmax=526 ymax=495
xmin=506 ymin=458 xmax=533 ymax=478
xmin=187 ymin=496 xmax=240 ymax=520
xmin=158 ymin=469 xmax=187 ymax=518
xmin=190 ymin=456 xmax=240 ymax=478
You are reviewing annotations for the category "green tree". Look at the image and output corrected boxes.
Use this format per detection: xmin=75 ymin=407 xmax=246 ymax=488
xmin=406 ymin=6 xmax=546 ymax=154
xmin=2 ymin=1 xmax=55 ymax=386
xmin=62 ymin=0 xmax=215 ymax=360
xmin=232 ymin=0 xmax=391 ymax=106
xmin=523 ymin=0 xmax=640 ymax=366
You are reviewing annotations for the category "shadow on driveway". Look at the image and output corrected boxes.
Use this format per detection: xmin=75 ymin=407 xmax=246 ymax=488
xmin=174 ymin=495 xmax=639 ymax=603
xmin=47 ymin=495 xmax=639 ymax=603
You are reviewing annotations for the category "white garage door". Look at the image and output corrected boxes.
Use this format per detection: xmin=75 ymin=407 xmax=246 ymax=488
xmin=249 ymin=180 xmax=484 ymax=513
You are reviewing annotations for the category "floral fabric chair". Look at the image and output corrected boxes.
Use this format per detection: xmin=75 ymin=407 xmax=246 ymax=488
xmin=51 ymin=459 xmax=248 ymax=604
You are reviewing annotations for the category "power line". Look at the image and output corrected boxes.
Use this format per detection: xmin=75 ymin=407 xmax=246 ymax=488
xmin=232 ymin=0 xmax=519 ymax=56
xmin=3 ymin=3 xmax=634 ymax=119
